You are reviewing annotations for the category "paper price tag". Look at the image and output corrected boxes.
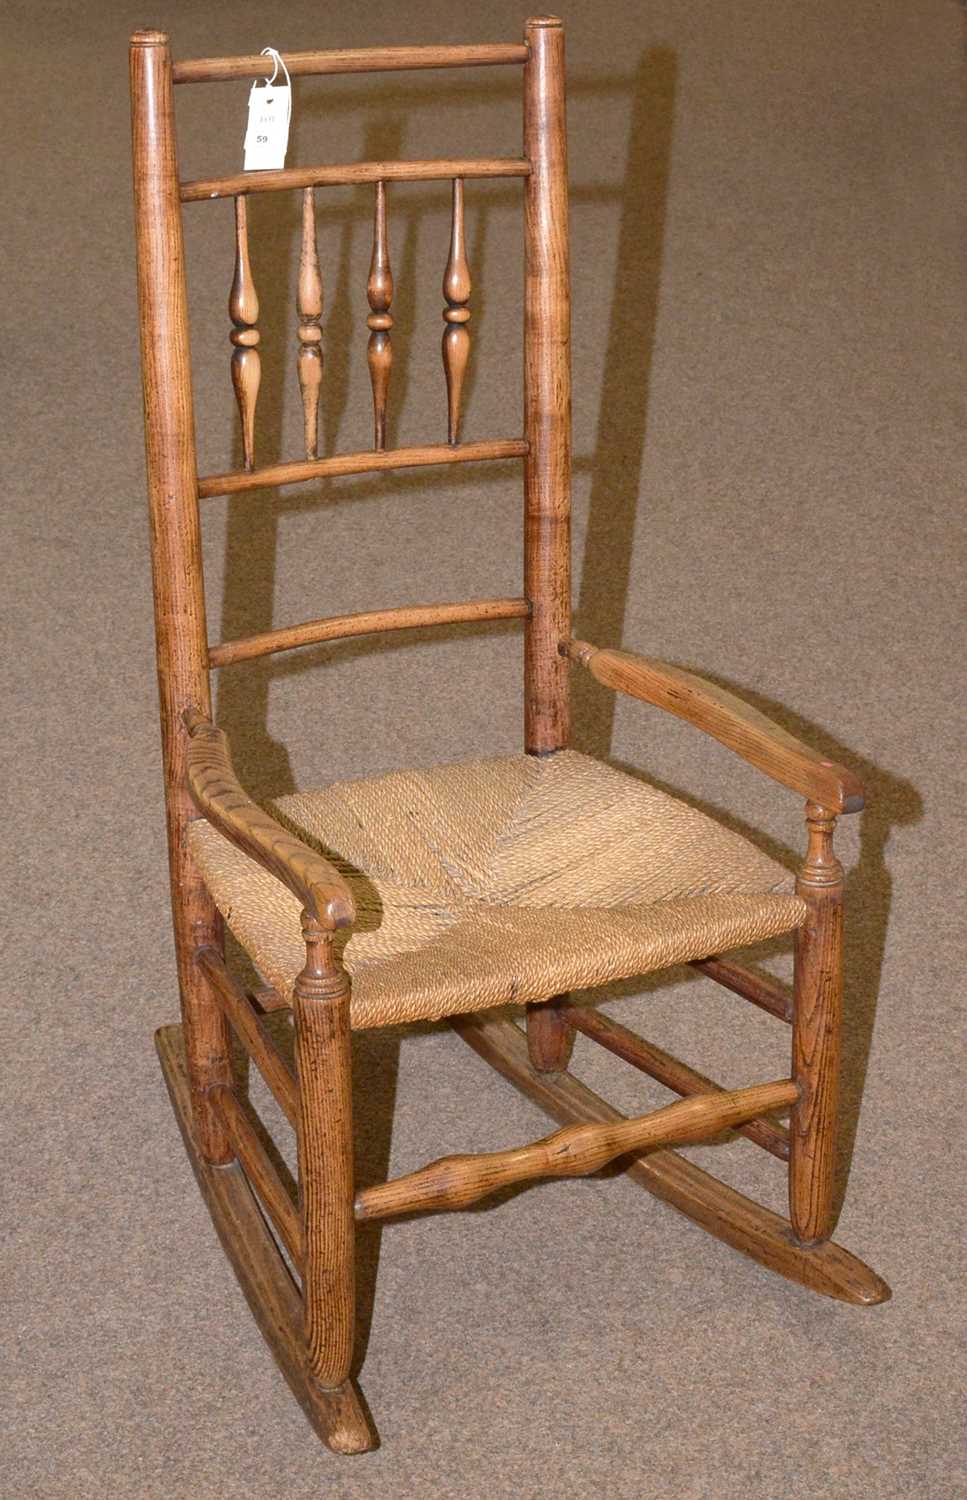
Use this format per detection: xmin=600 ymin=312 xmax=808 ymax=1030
xmin=243 ymin=48 xmax=291 ymax=171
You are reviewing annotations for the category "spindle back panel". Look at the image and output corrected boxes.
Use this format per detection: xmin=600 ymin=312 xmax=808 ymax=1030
xmin=130 ymin=19 xmax=571 ymax=754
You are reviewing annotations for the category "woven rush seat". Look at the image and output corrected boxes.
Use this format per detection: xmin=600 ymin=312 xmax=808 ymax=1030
xmin=189 ymin=750 xmax=806 ymax=1029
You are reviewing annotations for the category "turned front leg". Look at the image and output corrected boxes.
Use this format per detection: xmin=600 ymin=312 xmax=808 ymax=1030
xmin=790 ymin=802 xmax=843 ymax=1245
xmin=293 ymin=916 xmax=355 ymax=1391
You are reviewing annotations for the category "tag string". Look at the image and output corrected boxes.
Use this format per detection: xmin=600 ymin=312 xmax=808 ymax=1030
xmin=260 ymin=46 xmax=291 ymax=92
xmin=259 ymin=46 xmax=292 ymax=134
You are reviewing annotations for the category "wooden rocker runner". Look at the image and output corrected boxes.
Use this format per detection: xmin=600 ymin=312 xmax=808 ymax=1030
xmin=130 ymin=18 xmax=890 ymax=1456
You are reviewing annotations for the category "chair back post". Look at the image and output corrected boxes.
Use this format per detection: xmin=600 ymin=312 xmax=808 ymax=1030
xmin=130 ymin=29 xmax=232 ymax=1161
xmin=523 ymin=16 xmax=572 ymax=754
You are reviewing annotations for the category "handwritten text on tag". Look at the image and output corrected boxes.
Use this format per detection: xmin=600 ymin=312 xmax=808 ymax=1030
xmin=244 ymin=76 xmax=291 ymax=171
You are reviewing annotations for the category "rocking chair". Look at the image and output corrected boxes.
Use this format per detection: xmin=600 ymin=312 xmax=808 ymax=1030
xmin=129 ymin=18 xmax=889 ymax=1456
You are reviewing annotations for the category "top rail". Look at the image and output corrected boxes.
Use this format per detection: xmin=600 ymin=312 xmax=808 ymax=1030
xmin=172 ymin=44 xmax=530 ymax=85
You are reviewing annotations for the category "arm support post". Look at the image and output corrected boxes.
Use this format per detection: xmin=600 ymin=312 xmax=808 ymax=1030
xmin=294 ymin=918 xmax=356 ymax=1391
xmin=790 ymin=802 xmax=844 ymax=1244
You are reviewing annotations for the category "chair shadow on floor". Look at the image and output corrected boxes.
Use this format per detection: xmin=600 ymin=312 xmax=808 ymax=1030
xmin=209 ymin=45 xmax=917 ymax=1373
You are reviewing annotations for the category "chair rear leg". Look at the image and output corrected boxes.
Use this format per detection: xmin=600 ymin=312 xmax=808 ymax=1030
xmin=790 ymin=802 xmax=843 ymax=1245
xmin=526 ymin=995 xmax=575 ymax=1072
xmin=173 ymin=853 xmax=234 ymax=1165
xmin=293 ymin=917 xmax=356 ymax=1395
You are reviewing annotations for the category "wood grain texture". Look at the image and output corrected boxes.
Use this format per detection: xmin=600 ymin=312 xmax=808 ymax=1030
xmin=526 ymin=994 xmax=574 ymax=1073
xmin=210 ymin=1083 xmax=304 ymax=1270
xmin=173 ymin=44 xmax=529 ymax=84
xmin=196 ymin=946 xmax=298 ymax=1129
xmin=181 ymin=158 xmax=530 ymax=202
xmin=297 ymin=188 xmax=323 ymax=460
xmin=354 ymin=1077 xmax=797 ymax=1221
xmin=156 ymin=1024 xmax=376 ymax=1452
xmin=559 ymin=1002 xmax=790 ymax=1160
xmin=791 ymin=803 xmax=844 ymax=1244
xmin=197 ymin=437 xmax=528 ymax=498
xmin=209 ymin=596 xmax=530 ymax=668
xmin=565 ymin=640 xmax=866 ymax=814
xmin=366 ymin=181 xmax=394 ymax=450
xmin=451 ymin=1013 xmax=890 ymax=1306
xmin=523 ymin=17 xmax=572 ymax=753
xmin=251 ymin=984 xmax=290 ymax=1013
xmin=229 ymin=195 xmax=260 ymax=470
xmin=442 ymin=177 xmax=471 ymax=444
xmin=691 ymin=955 xmax=794 ymax=1023
xmin=130 ymin=30 xmax=232 ymax=1163
xmin=183 ymin=710 xmax=356 ymax=929
xmin=293 ymin=922 xmax=356 ymax=1391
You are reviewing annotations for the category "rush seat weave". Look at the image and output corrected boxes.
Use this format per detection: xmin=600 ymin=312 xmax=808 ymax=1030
xmin=189 ymin=751 xmax=806 ymax=1029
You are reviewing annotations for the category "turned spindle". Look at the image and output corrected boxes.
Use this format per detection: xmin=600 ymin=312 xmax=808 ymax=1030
xmin=366 ymin=180 xmax=393 ymax=451
xmin=229 ymin=194 xmax=261 ymax=470
xmin=297 ymin=188 xmax=324 ymax=460
xmin=442 ymin=177 xmax=471 ymax=444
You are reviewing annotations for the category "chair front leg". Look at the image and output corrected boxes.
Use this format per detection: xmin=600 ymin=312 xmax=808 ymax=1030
xmin=293 ymin=915 xmax=355 ymax=1391
xmin=790 ymin=801 xmax=844 ymax=1245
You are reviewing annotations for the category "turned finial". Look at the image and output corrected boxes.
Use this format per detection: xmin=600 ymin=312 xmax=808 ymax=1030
xmin=799 ymin=802 xmax=843 ymax=889
xmin=294 ymin=912 xmax=349 ymax=1004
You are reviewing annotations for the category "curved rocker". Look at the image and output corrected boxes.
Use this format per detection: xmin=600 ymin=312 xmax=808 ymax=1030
xmin=156 ymin=1025 xmax=378 ymax=1455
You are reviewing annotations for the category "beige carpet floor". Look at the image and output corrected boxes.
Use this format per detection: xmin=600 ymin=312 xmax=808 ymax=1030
xmin=4 ymin=1 xmax=965 ymax=1496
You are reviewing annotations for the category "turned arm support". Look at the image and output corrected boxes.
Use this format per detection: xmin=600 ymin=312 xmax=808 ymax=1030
xmin=563 ymin=640 xmax=864 ymax=815
xmin=182 ymin=708 xmax=356 ymax=930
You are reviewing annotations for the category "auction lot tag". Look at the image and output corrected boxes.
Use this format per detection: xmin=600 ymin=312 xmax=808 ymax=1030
xmin=244 ymin=47 xmax=291 ymax=171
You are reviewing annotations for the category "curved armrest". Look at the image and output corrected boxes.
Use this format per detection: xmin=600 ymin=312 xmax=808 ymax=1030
xmin=183 ymin=708 xmax=356 ymax=930
xmin=564 ymin=640 xmax=864 ymax=815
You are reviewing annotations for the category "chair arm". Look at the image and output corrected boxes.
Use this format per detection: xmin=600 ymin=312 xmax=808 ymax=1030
xmin=564 ymin=640 xmax=864 ymax=814
xmin=182 ymin=708 xmax=356 ymax=930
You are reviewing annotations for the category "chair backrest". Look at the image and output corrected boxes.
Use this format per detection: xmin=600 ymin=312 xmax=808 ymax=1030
xmin=129 ymin=19 xmax=571 ymax=831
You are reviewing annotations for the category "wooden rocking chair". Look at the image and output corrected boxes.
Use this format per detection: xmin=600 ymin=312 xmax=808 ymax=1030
xmin=130 ymin=18 xmax=889 ymax=1455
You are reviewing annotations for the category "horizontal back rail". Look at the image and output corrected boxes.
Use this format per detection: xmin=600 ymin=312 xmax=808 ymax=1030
xmin=198 ymin=438 xmax=528 ymax=499
xmin=182 ymin=158 xmax=530 ymax=203
xmin=209 ymin=597 xmax=531 ymax=668
xmin=173 ymin=44 xmax=530 ymax=85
